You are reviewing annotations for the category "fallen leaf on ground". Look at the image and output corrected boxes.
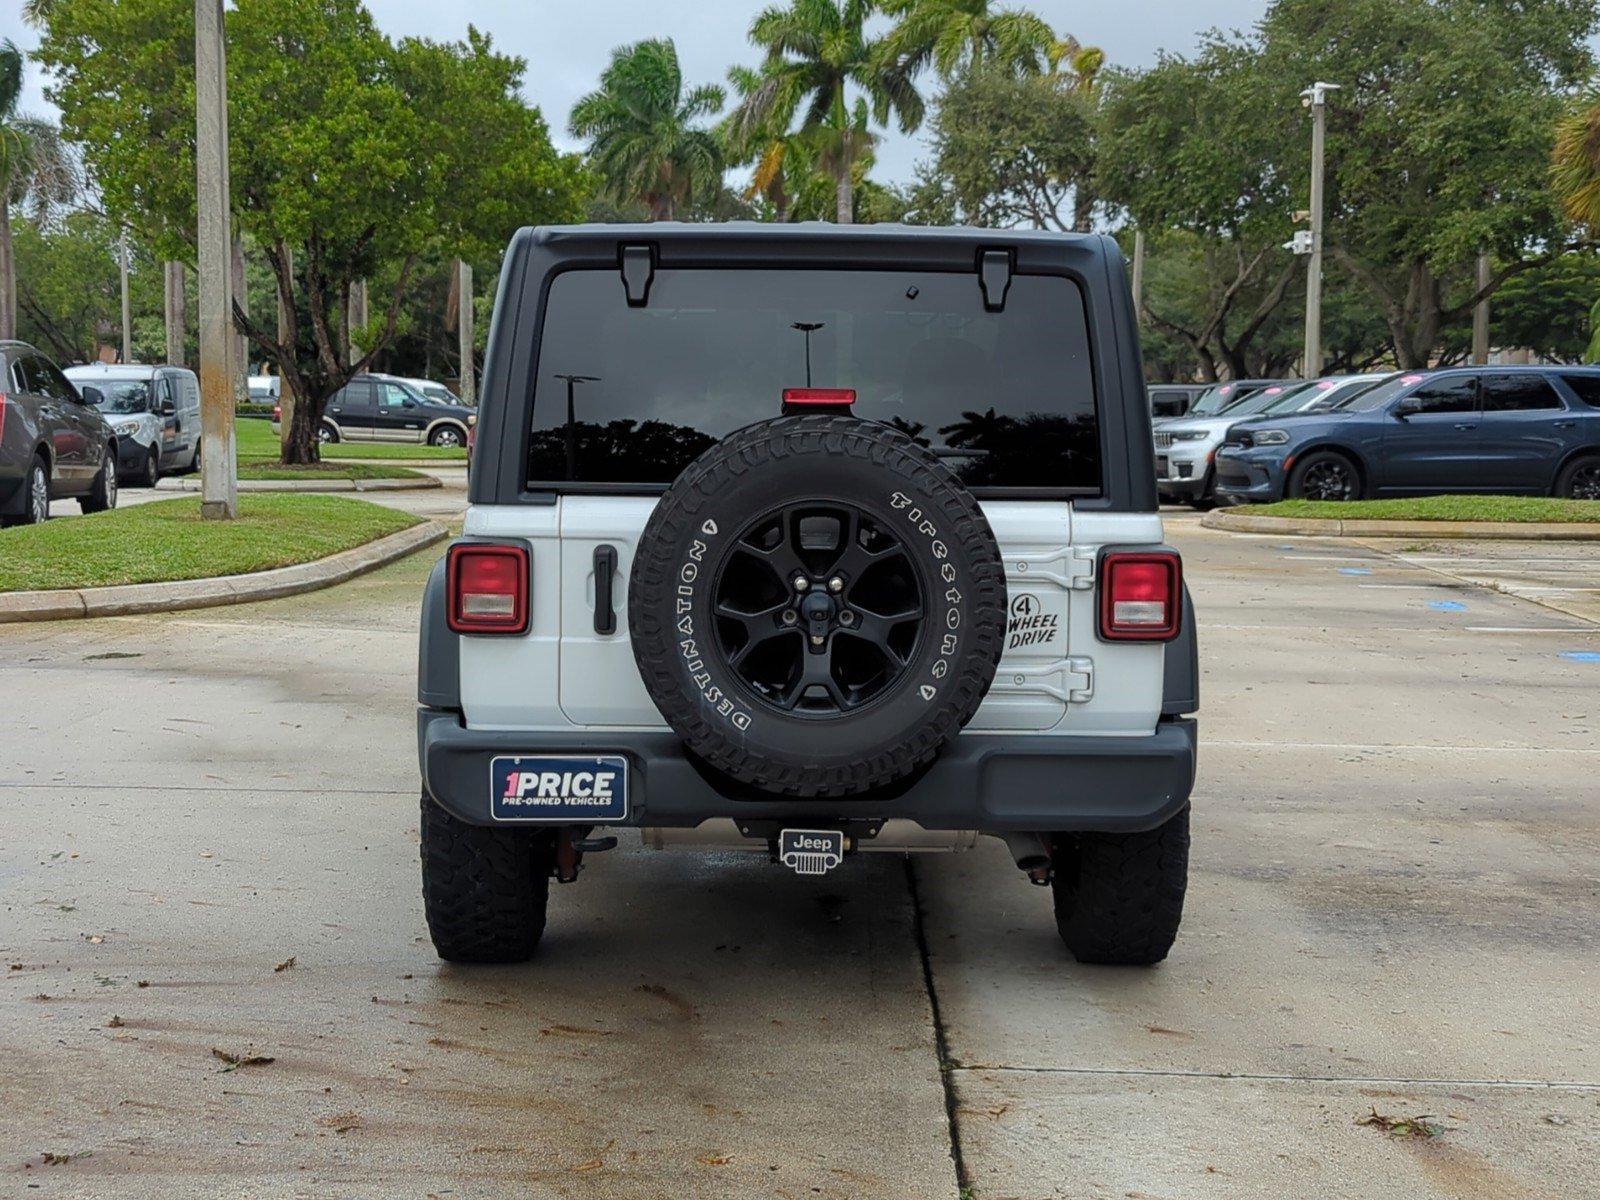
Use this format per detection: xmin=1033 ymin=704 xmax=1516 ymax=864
xmin=107 ymin=1016 xmax=124 ymax=1028
xmin=319 ymin=1110 xmax=362 ymax=1133
xmin=571 ymin=1158 xmax=603 ymax=1172
xmin=212 ymin=1048 xmax=275 ymax=1073
xmin=41 ymin=1150 xmax=92 ymax=1165
xmin=274 ymin=956 xmax=296 ymax=972
xmin=1356 ymin=1107 xmax=1445 ymax=1138
xmin=697 ymin=1153 xmax=734 ymax=1166
xmin=84 ymin=935 xmax=103 ymax=944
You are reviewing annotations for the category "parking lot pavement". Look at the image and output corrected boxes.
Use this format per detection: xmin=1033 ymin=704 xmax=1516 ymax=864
xmin=923 ymin=522 xmax=1600 ymax=1197
xmin=2 ymin=519 xmax=1597 ymax=1197
xmin=1362 ymin=537 xmax=1600 ymax=627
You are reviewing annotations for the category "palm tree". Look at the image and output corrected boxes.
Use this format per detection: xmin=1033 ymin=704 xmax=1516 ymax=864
xmin=722 ymin=63 xmax=807 ymax=220
xmin=1 ymin=40 xmax=76 ymax=340
xmin=881 ymin=0 xmax=1055 ymax=78
xmin=1553 ymin=88 xmax=1600 ymax=233
xmin=730 ymin=0 xmax=922 ymax=224
xmin=569 ymin=39 xmax=725 ymax=221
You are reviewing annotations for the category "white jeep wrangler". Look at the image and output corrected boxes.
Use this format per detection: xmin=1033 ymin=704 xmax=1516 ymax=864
xmin=417 ymin=224 xmax=1198 ymax=966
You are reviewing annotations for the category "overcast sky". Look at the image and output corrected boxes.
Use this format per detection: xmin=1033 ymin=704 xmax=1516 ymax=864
xmin=4 ymin=1 xmax=1268 ymax=184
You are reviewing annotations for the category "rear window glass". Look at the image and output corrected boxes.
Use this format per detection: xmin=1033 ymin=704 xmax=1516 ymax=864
xmin=527 ymin=268 xmax=1099 ymax=492
xmin=1560 ymin=373 xmax=1600 ymax=407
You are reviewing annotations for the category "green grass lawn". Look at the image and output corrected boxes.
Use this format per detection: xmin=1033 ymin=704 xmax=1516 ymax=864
xmin=1251 ymin=495 xmax=1600 ymax=523
xmin=0 ymin=494 xmax=420 ymax=593
xmin=237 ymin=459 xmax=424 ymax=481
xmin=235 ymin=416 xmax=468 ymax=461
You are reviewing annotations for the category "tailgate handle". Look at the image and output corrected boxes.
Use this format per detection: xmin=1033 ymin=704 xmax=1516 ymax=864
xmin=593 ymin=544 xmax=618 ymax=635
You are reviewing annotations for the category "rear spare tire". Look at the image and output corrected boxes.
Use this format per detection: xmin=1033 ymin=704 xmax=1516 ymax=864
xmin=629 ymin=414 xmax=1006 ymax=798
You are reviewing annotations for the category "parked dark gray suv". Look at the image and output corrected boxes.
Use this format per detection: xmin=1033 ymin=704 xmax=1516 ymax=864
xmin=0 ymin=341 xmax=120 ymax=526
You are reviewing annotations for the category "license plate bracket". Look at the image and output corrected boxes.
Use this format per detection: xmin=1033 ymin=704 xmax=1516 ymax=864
xmin=489 ymin=755 xmax=628 ymax=822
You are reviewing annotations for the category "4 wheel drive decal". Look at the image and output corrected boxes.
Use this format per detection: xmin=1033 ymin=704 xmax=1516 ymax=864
xmin=890 ymin=490 xmax=962 ymax=703
xmin=675 ymin=518 xmax=753 ymax=733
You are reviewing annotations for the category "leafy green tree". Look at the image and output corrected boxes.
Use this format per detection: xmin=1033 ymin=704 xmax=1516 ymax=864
xmin=1097 ymin=42 xmax=1298 ymax=379
xmin=570 ymin=39 xmax=725 ymax=221
xmin=880 ymin=0 xmax=1055 ymax=78
xmin=907 ymin=61 xmax=1099 ymax=231
xmin=36 ymin=0 xmax=586 ymax=463
xmin=1261 ymin=0 xmax=1597 ymax=367
xmin=1 ymin=39 xmax=77 ymax=340
xmin=729 ymin=0 xmax=922 ymax=224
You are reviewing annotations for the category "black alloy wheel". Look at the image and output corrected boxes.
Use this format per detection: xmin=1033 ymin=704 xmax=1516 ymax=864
xmin=712 ymin=501 xmax=925 ymax=717
xmin=1563 ymin=460 xmax=1600 ymax=501
xmin=1295 ymin=454 xmax=1359 ymax=501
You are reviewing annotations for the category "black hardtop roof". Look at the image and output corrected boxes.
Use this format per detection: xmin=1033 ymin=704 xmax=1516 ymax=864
xmin=515 ymin=222 xmax=1114 ymax=275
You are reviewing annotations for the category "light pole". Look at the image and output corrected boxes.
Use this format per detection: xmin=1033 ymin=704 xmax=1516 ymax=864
xmin=194 ymin=0 xmax=237 ymax=518
xmin=554 ymin=373 xmax=600 ymax=480
xmin=1300 ymin=81 xmax=1339 ymax=377
xmin=457 ymin=260 xmax=476 ymax=404
xmin=791 ymin=322 xmax=824 ymax=386
xmin=118 ymin=231 xmax=132 ymax=363
xmin=1130 ymin=231 xmax=1146 ymax=325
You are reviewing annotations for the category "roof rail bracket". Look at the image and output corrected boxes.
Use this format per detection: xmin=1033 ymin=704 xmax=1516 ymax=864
xmin=978 ymin=249 xmax=1012 ymax=312
xmin=620 ymin=244 xmax=656 ymax=307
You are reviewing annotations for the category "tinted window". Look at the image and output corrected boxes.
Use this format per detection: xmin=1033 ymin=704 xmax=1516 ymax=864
xmin=1187 ymin=383 xmax=1256 ymax=417
xmin=1406 ymin=376 xmax=1477 ymax=415
xmin=528 ymin=269 xmax=1099 ymax=492
xmin=11 ymin=355 xmax=41 ymax=394
xmin=341 ymin=380 xmax=377 ymax=408
xmin=32 ymin=357 xmax=78 ymax=402
xmin=1481 ymin=374 xmax=1561 ymax=412
xmin=1560 ymin=373 xmax=1600 ymax=407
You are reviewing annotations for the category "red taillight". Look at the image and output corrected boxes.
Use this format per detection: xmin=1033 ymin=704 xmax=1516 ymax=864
xmin=1099 ymin=551 xmax=1182 ymax=641
xmin=447 ymin=543 xmax=529 ymax=634
xmin=782 ymin=388 xmax=855 ymax=406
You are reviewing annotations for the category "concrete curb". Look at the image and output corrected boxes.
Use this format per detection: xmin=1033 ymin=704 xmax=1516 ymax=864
xmin=158 ymin=475 xmax=442 ymax=493
xmin=0 ymin=520 xmax=447 ymax=624
xmin=1201 ymin=510 xmax=1600 ymax=541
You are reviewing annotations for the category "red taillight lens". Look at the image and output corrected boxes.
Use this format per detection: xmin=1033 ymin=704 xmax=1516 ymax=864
xmin=447 ymin=543 xmax=529 ymax=634
xmin=782 ymin=388 xmax=855 ymax=406
xmin=1099 ymin=551 xmax=1182 ymax=641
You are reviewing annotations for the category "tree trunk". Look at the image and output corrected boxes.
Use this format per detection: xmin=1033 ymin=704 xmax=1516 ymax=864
xmin=0 ymin=204 xmax=14 ymax=342
xmin=836 ymin=169 xmax=853 ymax=225
xmin=282 ymin=379 xmax=323 ymax=465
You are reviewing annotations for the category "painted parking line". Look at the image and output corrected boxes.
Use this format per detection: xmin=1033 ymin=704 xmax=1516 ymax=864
xmin=1209 ymin=739 xmax=1600 ymax=755
xmin=1357 ymin=583 xmax=1470 ymax=590
xmin=1336 ymin=567 xmax=1373 ymax=575
xmin=1466 ymin=625 xmax=1600 ymax=634
xmin=1427 ymin=599 xmax=1468 ymax=611
xmin=1559 ymin=650 xmax=1600 ymax=662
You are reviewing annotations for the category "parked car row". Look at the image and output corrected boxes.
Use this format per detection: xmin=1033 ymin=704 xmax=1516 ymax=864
xmin=1150 ymin=365 xmax=1600 ymax=508
xmin=1217 ymin=366 xmax=1600 ymax=503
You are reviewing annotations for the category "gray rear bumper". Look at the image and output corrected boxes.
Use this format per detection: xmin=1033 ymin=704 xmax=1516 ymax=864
xmin=418 ymin=708 xmax=1196 ymax=834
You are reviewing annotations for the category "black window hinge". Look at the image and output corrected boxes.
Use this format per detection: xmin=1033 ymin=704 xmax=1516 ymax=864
xmin=978 ymin=248 xmax=1012 ymax=312
xmin=620 ymin=244 xmax=655 ymax=307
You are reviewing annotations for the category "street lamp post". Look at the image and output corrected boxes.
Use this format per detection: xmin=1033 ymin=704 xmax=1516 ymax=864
xmin=554 ymin=373 xmax=600 ymax=480
xmin=791 ymin=322 xmax=824 ymax=386
xmin=1301 ymin=81 xmax=1339 ymax=377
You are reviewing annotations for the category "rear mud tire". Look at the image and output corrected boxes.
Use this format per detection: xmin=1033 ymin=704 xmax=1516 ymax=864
xmin=420 ymin=793 xmax=553 ymax=964
xmin=1051 ymin=807 xmax=1190 ymax=966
